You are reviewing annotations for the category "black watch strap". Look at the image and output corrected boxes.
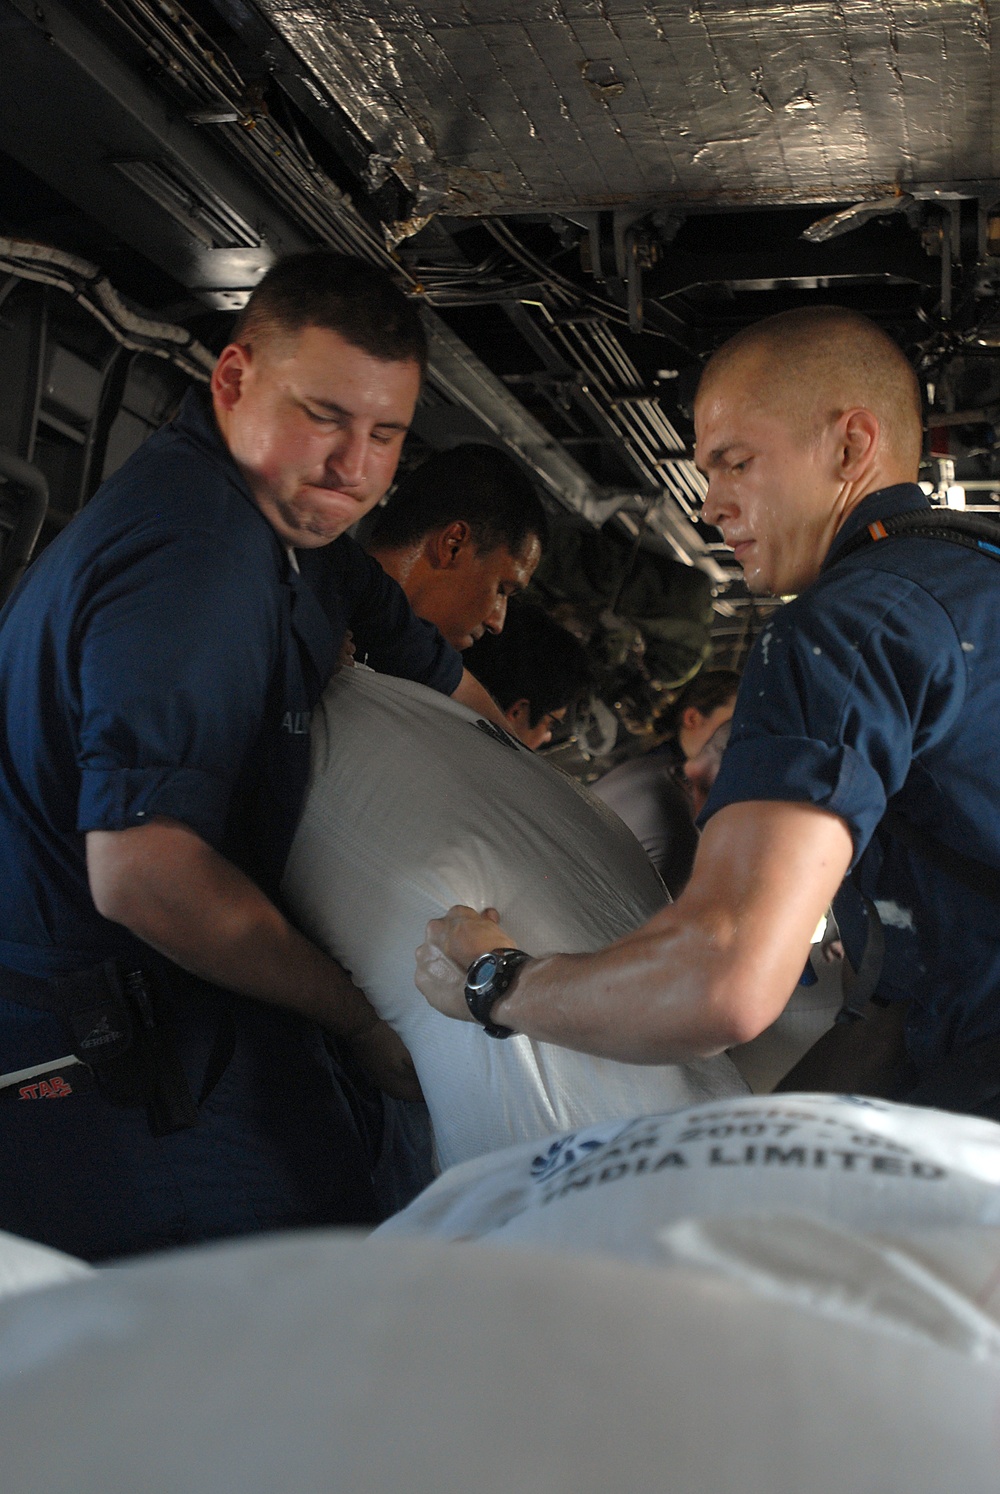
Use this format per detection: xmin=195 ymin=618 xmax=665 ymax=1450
xmin=464 ymin=948 xmax=530 ymax=1039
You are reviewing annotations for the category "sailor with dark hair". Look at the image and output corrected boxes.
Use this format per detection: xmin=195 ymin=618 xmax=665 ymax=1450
xmin=361 ymin=444 xmax=549 ymax=650
xmin=0 ymin=250 xmax=505 ymax=1261
xmin=653 ymin=670 xmax=742 ymax=759
xmin=463 ymin=600 xmax=591 ymax=750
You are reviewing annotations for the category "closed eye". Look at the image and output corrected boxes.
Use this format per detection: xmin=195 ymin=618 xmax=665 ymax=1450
xmin=303 ymin=405 xmax=343 ymax=427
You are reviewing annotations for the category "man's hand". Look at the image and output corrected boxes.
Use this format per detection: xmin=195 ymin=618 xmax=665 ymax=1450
xmin=344 ymin=1019 xmax=424 ymax=1102
xmin=336 ymin=629 xmax=356 ymax=672
xmin=415 ymin=801 xmax=854 ymax=1064
xmin=415 ymin=905 xmax=509 ymax=1021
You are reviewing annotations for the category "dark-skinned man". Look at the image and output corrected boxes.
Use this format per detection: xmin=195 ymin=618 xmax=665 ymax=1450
xmin=0 ymin=251 xmax=506 ymax=1261
xmin=362 ymin=442 xmax=546 ymax=651
xmin=298 ymin=442 xmax=547 ymax=1211
xmin=417 ymin=305 xmax=1000 ymax=1119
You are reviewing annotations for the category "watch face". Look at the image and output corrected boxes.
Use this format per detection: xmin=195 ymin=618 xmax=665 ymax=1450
xmin=468 ymin=954 xmax=498 ymax=992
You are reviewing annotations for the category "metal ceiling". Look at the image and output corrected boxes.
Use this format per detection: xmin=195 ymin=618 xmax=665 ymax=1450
xmin=0 ymin=0 xmax=729 ymax=574
xmin=253 ymin=1 xmax=998 ymax=217
xmin=4 ymin=0 xmax=1000 ymax=674
xmin=237 ymin=0 xmax=1000 ymax=593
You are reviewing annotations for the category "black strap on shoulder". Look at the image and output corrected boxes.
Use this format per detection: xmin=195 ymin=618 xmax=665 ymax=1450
xmin=827 ymin=507 xmax=1000 ymax=570
xmin=838 ymin=891 xmax=886 ymax=1021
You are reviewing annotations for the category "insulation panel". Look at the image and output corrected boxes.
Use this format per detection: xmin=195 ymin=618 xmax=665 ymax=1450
xmin=255 ymin=1 xmax=998 ymax=214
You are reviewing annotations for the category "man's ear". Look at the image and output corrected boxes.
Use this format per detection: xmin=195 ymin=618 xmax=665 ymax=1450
xmin=506 ymin=699 xmax=532 ymax=731
xmin=681 ymin=704 xmax=703 ymax=734
xmin=836 ymin=406 xmax=880 ymax=481
xmin=211 ymin=343 xmax=251 ymax=413
xmin=428 ymin=520 xmax=473 ymax=569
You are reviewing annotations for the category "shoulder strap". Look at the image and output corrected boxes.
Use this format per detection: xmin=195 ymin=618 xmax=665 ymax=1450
xmin=839 ymin=891 xmax=886 ymax=1019
xmin=827 ymin=508 xmax=1000 ymax=570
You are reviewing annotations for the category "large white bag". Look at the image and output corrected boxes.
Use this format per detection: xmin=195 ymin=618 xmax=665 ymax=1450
xmin=377 ymin=1093 xmax=1000 ymax=1359
xmin=376 ymin=1092 xmax=1000 ymax=1262
xmin=0 ymin=1230 xmax=90 ymax=1303
xmin=0 ymin=1228 xmax=998 ymax=1494
xmin=282 ymin=668 xmax=744 ymax=1169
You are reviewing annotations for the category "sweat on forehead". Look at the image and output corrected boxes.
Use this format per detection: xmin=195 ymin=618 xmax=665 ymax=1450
xmin=697 ymin=306 xmax=922 ymax=459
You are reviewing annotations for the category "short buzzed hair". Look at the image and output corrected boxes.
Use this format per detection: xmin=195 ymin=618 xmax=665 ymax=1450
xmin=232 ymin=251 xmax=427 ymax=374
xmin=699 ymin=306 xmax=922 ymax=472
xmin=370 ymin=443 xmax=549 ymax=557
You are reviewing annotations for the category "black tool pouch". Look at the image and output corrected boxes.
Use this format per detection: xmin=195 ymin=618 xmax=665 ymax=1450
xmin=53 ymin=960 xmax=199 ymax=1137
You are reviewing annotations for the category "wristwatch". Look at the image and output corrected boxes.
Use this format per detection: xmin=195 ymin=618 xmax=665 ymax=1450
xmin=464 ymin=948 xmax=531 ymax=1039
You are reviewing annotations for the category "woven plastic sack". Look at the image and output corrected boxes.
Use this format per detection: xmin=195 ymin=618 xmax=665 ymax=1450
xmin=377 ymin=1093 xmax=1000 ymax=1265
xmin=1 ymin=1229 xmax=999 ymax=1494
xmin=378 ymin=1094 xmax=1000 ymax=1371
xmin=0 ymin=1230 xmax=91 ymax=1302
xmin=282 ymin=668 xmax=744 ymax=1169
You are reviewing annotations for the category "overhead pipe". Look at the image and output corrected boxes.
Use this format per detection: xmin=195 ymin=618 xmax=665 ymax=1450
xmin=0 ymin=450 xmax=49 ymax=606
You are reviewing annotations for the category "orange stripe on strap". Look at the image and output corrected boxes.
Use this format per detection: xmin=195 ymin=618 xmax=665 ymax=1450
xmin=868 ymin=520 xmax=888 ymax=541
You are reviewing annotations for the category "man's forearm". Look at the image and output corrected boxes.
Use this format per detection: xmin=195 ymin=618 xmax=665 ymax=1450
xmin=86 ymin=821 xmax=377 ymax=1038
xmin=432 ymin=903 xmax=778 ymax=1064
xmin=493 ymin=893 xmax=802 ymax=1062
xmin=416 ymin=800 xmax=855 ymax=1063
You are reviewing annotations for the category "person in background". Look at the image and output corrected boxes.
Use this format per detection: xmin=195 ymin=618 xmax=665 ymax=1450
xmin=463 ymin=600 xmax=592 ymax=750
xmin=592 ymin=670 xmax=740 ymax=896
xmin=302 ymin=447 xmax=549 ymax=1215
xmin=683 ymin=715 xmax=733 ymax=820
xmin=360 ymin=444 xmax=548 ymax=649
xmin=660 ymin=670 xmax=742 ymax=766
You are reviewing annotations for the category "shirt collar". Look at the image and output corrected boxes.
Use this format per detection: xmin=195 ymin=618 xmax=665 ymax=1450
xmin=172 ymin=386 xmax=239 ymax=473
xmin=824 ymin=482 xmax=930 ymax=568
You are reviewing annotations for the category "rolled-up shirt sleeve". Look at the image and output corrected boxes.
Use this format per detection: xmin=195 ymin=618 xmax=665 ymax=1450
xmin=702 ymin=566 xmax=969 ymax=864
xmin=75 ymin=523 xmax=277 ymax=847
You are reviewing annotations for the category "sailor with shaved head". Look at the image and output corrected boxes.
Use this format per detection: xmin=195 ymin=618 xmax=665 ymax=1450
xmin=418 ymin=305 xmax=1000 ymax=1118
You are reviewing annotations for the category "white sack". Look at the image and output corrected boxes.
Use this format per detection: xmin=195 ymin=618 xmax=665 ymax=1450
xmin=377 ymin=1093 xmax=1000 ymax=1357
xmin=1 ymin=1229 xmax=999 ymax=1494
xmin=282 ymin=668 xmax=744 ymax=1169
xmin=376 ymin=1093 xmax=1000 ymax=1260
xmin=0 ymin=1230 xmax=91 ymax=1302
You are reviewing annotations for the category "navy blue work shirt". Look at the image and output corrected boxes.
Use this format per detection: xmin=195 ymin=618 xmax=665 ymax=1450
xmin=0 ymin=389 xmax=461 ymax=981
xmin=704 ymin=483 xmax=1000 ymax=1069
